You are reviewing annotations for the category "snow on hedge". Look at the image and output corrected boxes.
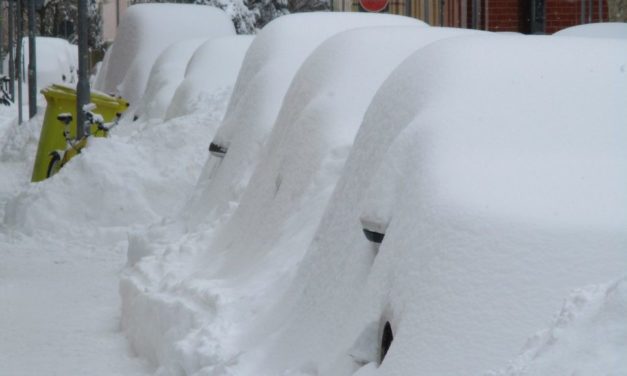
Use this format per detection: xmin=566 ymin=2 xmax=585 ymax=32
xmin=132 ymin=38 xmax=208 ymax=121
xmin=93 ymin=3 xmax=235 ymax=106
xmin=165 ymin=35 xmax=254 ymax=121
xmin=351 ymin=35 xmax=627 ymax=375
xmin=554 ymin=22 xmax=627 ymax=38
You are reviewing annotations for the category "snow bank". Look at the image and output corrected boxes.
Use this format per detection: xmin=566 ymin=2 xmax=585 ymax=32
xmin=133 ymin=38 xmax=208 ymax=121
xmin=351 ymin=35 xmax=627 ymax=376
xmin=554 ymin=22 xmax=627 ymax=38
xmin=185 ymin=12 xmax=424 ymax=227
xmin=489 ymin=276 xmax=627 ymax=376
xmin=165 ymin=35 xmax=254 ymax=121
xmin=93 ymin=3 xmax=235 ymax=106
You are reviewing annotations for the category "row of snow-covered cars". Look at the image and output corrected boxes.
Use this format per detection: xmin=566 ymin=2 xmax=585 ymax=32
xmin=100 ymin=4 xmax=627 ymax=376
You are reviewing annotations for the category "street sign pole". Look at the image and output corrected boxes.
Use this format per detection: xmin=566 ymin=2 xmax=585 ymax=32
xmin=76 ymin=0 xmax=90 ymax=139
xmin=28 ymin=0 xmax=36 ymax=118
xmin=8 ymin=0 xmax=14 ymax=99
xmin=16 ymin=0 xmax=23 ymax=124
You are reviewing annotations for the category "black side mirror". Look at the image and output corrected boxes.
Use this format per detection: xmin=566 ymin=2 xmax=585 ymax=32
xmin=209 ymin=142 xmax=228 ymax=158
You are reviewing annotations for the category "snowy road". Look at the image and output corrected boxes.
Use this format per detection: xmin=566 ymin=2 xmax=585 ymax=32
xmin=0 ymin=231 xmax=153 ymax=375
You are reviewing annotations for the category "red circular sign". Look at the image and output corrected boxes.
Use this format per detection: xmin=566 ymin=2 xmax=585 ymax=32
xmin=359 ymin=0 xmax=389 ymax=12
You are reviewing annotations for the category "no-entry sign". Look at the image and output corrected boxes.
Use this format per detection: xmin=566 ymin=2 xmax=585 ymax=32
xmin=359 ymin=0 xmax=389 ymax=12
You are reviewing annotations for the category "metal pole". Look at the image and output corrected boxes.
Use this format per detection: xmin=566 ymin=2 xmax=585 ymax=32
xmin=8 ymin=0 xmax=14 ymax=99
xmin=16 ymin=0 xmax=22 ymax=124
xmin=424 ymin=0 xmax=429 ymax=23
xmin=116 ymin=0 xmax=120 ymax=25
xmin=405 ymin=0 xmax=410 ymax=17
xmin=28 ymin=0 xmax=36 ymax=118
xmin=472 ymin=0 xmax=478 ymax=29
xmin=599 ymin=0 xmax=602 ymax=21
xmin=581 ymin=0 xmax=585 ymax=23
xmin=439 ymin=0 xmax=444 ymax=26
xmin=588 ymin=0 xmax=592 ymax=22
xmin=76 ymin=0 xmax=90 ymax=139
xmin=0 ymin=0 xmax=4 ymax=76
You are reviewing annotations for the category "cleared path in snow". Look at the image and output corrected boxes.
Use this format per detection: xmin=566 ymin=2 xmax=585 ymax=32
xmin=0 ymin=232 xmax=153 ymax=376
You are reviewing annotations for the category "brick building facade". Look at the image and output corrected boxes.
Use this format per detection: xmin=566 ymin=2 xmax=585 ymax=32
xmin=345 ymin=0 xmax=610 ymax=34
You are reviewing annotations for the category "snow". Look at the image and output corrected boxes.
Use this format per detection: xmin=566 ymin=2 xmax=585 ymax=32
xmin=354 ymin=35 xmax=627 ymax=375
xmin=489 ymin=276 xmax=627 ymax=376
xmin=554 ymin=22 xmax=627 ymax=38
xmin=20 ymin=37 xmax=78 ymax=89
xmin=93 ymin=3 xmax=235 ymax=106
xmin=121 ymin=19 xmax=432 ymax=375
xmin=165 ymin=35 xmax=254 ymax=120
xmin=187 ymin=12 xmax=424 ymax=227
xmin=133 ymin=38 xmax=209 ymax=121
xmin=1 ymin=9 xmax=626 ymax=376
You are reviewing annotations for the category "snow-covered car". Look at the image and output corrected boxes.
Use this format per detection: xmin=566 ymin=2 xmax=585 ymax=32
xmin=350 ymin=35 xmax=627 ymax=375
xmin=120 ymin=18 xmax=452 ymax=375
xmin=165 ymin=35 xmax=254 ymax=120
xmin=20 ymin=36 xmax=78 ymax=90
xmin=183 ymin=12 xmax=424 ymax=227
xmin=235 ymin=26 xmax=489 ymax=375
xmin=553 ymin=22 xmax=627 ymax=38
xmin=132 ymin=38 xmax=208 ymax=121
xmin=93 ymin=3 xmax=235 ymax=105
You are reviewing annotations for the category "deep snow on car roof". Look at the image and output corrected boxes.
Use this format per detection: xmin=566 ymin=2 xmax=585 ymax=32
xmin=356 ymin=34 xmax=627 ymax=376
xmin=93 ymin=3 xmax=235 ymax=105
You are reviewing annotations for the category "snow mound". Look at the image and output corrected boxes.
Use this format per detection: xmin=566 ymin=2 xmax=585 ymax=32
xmin=353 ymin=35 xmax=627 ymax=376
xmin=554 ymin=22 xmax=627 ymax=38
xmin=93 ymin=3 xmax=235 ymax=105
xmin=185 ymin=12 xmax=424 ymax=227
xmin=165 ymin=35 xmax=254 ymax=121
xmin=489 ymin=276 xmax=627 ymax=376
xmin=132 ymin=38 xmax=208 ymax=121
